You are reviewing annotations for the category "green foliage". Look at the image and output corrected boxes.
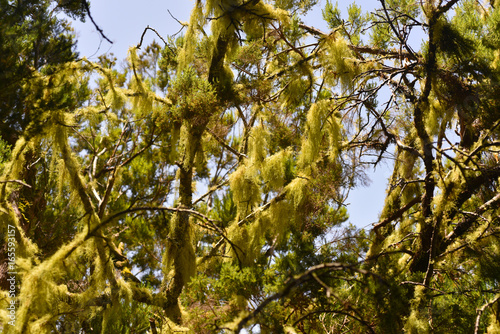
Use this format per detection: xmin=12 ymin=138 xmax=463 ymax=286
xmin=169 ymin=66 xmax=218 ymax=122
xmin=273 ymin=0 xmax=318 ymax=13
xmin=323 ymin=1 xmax=342 ymax=30
xmin=2 ymin=0 xmax=500 ymax=333
xmin=0 ymin=0 xmax=86 ymax=145
xmin=0 ymin=138 xmax=11 ymax=173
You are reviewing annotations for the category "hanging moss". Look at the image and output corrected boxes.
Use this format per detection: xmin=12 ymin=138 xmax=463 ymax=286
xmin=177 ymin=1 xmax=204 ymax=71
xmin=247 ymin=217 xmax=270 ymax=260
xmin=286 ymin=80 xmax=309 ymax=110
xmin=403 ymin=286 xmax=430 ymax=334
xmin=326 ymin=109 xmax=342 ymax=159
xmin=230 ymin=164 xmax=262 ymax=216
xmin=226 ymin=221 xmax=253 ymax=265
xmin=487 ymin=311 xmax=500 ymax=333
xmin=298 ymin=100 xmax=331 ymax=167
xmin=163 ymin=214 xmax=196 ymax=286
xmin=248 ymin=125 xmax=268 ymax=166
xmin=262 ymin=149 xmax=291 ymax=190
xmin=266 ymin=199 xmax=295 ymax=245
xmin=320 ymin=34 xmax=360 ymax=91
xmin=284 ymin=176 xmax=308 ymax=209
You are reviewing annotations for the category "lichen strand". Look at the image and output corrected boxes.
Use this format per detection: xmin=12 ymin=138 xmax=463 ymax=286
xmin=247 ymin=125 xmax=268 ymax=166
xmin=177 ymin=1 xmax=204 ymax=72
xmin=404 ymin=286 xmax=430 ymax=334
xmin=298 ymin=100 xmax=339 ymax=168
xmin=162 ymin=212 xmax=196 ymax=323
xmin=206 ymin=0 xmax=290 ymax=42
xmin=262 ymin=148 xmax=291 ymax=191
xmin=320 ymin=34 xmax=361 ymax=92
xmin=229 ymin=164 xmax=262 ymax=216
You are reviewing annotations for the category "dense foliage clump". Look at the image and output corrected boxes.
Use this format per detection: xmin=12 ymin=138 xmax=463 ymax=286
xmin=1 ymin=0 xmax=500 ymax=333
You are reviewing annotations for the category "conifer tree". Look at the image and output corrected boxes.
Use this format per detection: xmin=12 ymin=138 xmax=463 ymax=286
xmin=1 ymin=0 xmax=500 ymax=333
xmin=0 ymin=0 xmax=91 ymax=292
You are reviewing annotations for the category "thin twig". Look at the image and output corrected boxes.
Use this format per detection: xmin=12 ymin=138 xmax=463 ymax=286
xmin=0 ymin=180 xmax=31 ymax=188
xmin=474 ymin=294 xmax=500 ymax=334
xmin=373 ymin=196 xmax=421 ymax=231
xmin=137 ymin=25 xmax=168 ymax=49
xmin=83 ymin=1 xmax=113 ymax=44
xmin=206 ymin=127 xmax=247 ymax=159
xmin=168 ymin=9 xmax=187 ymax=27
xmin=400 ymin=281 xmax=446 ymax=294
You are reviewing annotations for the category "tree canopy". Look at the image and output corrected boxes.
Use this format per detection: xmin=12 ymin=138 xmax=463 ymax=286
xmin=1 ymin=0 xmax=500 ymax=333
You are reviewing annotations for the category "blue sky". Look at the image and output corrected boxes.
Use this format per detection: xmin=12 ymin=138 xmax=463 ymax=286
xmin=69 ymin=0 xmax=391 ymax=230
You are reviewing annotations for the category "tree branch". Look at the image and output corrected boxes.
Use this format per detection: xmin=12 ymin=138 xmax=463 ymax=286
xmin=206 ymin=127 xmax=247 ymax=159
xmin=137 ymin=25 xmax=168 ymax=49
xmin=299 ymin=23 xmax=420 ymax=61
xmin=236 ymin=192 xmax=287 ymax=226
xmin=445 ymin=190 xmax=500 ymax=243
xmin=474 ymin=294 xmax=500 ymax=334
xmin=235 ymin=262 xmax=382 ymax=333
xmin=82 ymin=1 xmax=113 ymax=44
xmin=0 ymin=179 xmax=31 ymax=188
xmin=373 ymin=196 xmax=421 ymax=231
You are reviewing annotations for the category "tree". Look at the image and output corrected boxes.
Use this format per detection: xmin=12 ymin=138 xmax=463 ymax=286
xmin=0 ymin=0 xmax=92 ymax=293
xmin=1 ymin=0 xmax=500 ymax=333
